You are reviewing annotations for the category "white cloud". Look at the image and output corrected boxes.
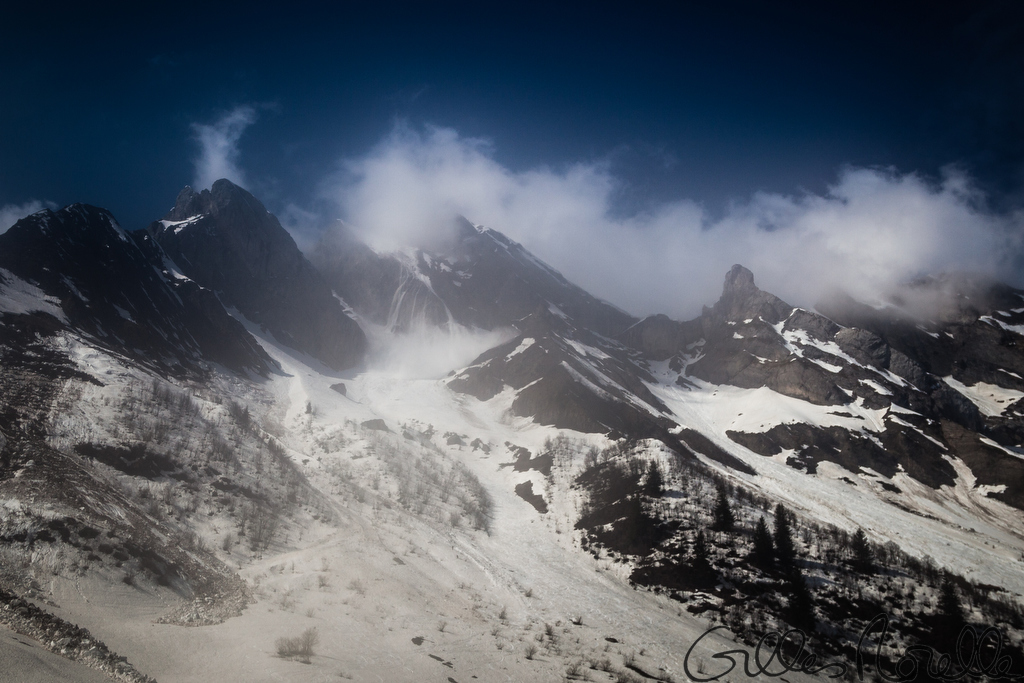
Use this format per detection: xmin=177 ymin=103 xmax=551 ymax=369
xmin=191 ymin=106 xmax=257 ymax=191
xmin=0 ymin=200 xmax=53 ymax=234
xmin=321 ymin=124 xmax=1024 ymax=319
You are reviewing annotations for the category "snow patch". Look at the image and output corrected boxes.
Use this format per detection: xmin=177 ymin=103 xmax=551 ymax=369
xmin=547 ymin=303 xmax=568 ymax=320
xmin=943 ymin=376 xmax=1024 ymax=417
xmin=505 ymin=337 xmax=534 ymax=360
xmin=0 ymin=268 xmax=67 ymax=322
xmin=559 ymin=361 xmax=615 ymax=401
xmin=979 ymin=436 xmax=1024 ymax=461
xmin=159 ymin=214 xmax=204 ymax=235
xmin=859 ymin=378 xmax=892 ymax=396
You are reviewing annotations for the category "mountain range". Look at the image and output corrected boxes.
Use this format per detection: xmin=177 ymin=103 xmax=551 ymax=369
xmin=0 ymin=178 xmax=1022 ymax=682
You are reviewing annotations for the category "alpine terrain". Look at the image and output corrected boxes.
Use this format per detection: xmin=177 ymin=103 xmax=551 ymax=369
xmin=0 ymin=178 xmax=1022 ymax=682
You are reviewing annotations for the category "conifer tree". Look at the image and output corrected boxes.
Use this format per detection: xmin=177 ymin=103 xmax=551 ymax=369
xmin=751 ymin=515 xmax=775 ymax=568
xmin=691 ymin=529 xmax=715 ymax=585
xmin=851 ymin=527 xmax=874 ymax=574
xmin=645 ymin=461 xmax=664 ymax=498
xmin=773 ymin=503 xmax=796 ymax=569
xmin=711 ymin=486 xmax=735 ymax=532
xmin=785 ymin=570 xmax=815 ymax=632
xmin=936 ymin=572 xmax=967 ymax=651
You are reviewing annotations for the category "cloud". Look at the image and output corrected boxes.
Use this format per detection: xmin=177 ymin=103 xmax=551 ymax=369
xmin=0 ymin=200 xmax=53 ymax=234
xmin=362 ymin=319 xmax=516 ymax=379
xmin=322 ymin=124 xmax=1024 ymax=319
xmin=191 ymin=106 xmax=257 ymax=191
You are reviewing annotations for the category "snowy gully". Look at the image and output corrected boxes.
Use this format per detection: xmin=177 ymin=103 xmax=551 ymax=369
xmin=683 ymin=615 xmax=1024 ymax=681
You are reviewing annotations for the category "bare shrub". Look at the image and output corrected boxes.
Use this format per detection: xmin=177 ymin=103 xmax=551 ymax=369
xmin=227 ymin=400 xmax=251 ymax=429
xmin=525 ymin=643 xmax=538 ymax=660
xmin=276 ymin=627 xmax=319 ymax=663
xmin=247 ymin=503 xmax=280 ymax=553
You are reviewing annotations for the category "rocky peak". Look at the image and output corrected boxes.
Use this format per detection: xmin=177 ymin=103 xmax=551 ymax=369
xmin=723 ymin=263 xmax=757 ymax=294
xmin=166 ymin=179 xmax=264 ymax=221
xmin=168 ymin=185 xmax=200 ymax=220
xmin=151 ymin=179 xmax=367 ymax=371
xmin=709 ymin=264 xmax=792 ymax=324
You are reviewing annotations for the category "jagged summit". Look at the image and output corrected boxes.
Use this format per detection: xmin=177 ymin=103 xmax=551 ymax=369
xmin=151 ymin=179 xmax=366 ymax=371
xmin=724 ymin=263 xmax=756 ymax=291
xmin=709 ymin=263 xmax=792 ymax=324
xmin=166 ymin=179 xmax=272 ymax=227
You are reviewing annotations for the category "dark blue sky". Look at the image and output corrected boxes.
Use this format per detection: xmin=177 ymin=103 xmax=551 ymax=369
xmin=3 ymin=1 xmax=1023 ymax=230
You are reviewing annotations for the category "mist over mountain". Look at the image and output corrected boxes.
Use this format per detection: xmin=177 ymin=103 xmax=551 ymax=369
xmin=292 ymin=124 xmax=1024 ymax=321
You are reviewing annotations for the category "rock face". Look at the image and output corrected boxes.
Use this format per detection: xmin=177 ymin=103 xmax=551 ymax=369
xmin=0 ymin=204 xmax=272 ymax=376
xmin=447 ymin=304 xmax=754 ymax=474
xmin=150 ymin=180 xmax=366 ymax=370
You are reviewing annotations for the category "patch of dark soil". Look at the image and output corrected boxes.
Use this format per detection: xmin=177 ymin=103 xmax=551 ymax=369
xmin=514 ymin=481 xmax=547 ymax=513
xmin=511 ymin=446 xmax=552 ymax=476
xmin=74 ymin=443 xmax=178 ymax=479
xmin=361 ymin=419 xmax=390 ymax=432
